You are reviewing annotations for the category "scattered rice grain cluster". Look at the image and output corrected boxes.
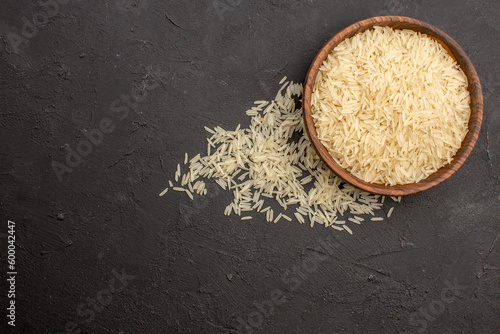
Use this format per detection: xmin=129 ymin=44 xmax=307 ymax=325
xmin=160 ymin=78 xmax=398 ymax=234
xmin=312 ymin=26 xmax=471 ymax=185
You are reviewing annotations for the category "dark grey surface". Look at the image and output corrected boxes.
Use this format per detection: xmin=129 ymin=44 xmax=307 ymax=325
xmin=1 ymin=0 xmax=499 ymax=333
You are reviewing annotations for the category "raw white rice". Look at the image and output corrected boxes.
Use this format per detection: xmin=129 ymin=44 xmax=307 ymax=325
xmin=159 ymin=187 xmax=169 ymax=196
xmin=343 ymin=225 xmax=353 ymax=235
xmin=348 ymin=217 xmax=361 ymax=225
xmin=204 ymin=126 xmax=215 ymax=134
xmin=387 ymin=207 xmax=394 ymax=218
xmin=311 ymin=27 xmax=471 ymax=186
xmin=161 ymin=78 xmax=399 ymax=234
xmin=294 ymin=212 xmax=305 ymax=224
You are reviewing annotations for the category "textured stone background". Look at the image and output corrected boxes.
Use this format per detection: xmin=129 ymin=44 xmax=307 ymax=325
xmin=0 ymin=0 xmax=499 ymax=333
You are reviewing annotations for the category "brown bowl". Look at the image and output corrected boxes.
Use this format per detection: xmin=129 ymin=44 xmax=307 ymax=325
xmin=303 ymin=16 xmax=483 ymax=196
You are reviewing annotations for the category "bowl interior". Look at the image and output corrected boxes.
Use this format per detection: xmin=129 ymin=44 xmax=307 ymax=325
xmin=303 ymin=16 xmax=483 ymax=196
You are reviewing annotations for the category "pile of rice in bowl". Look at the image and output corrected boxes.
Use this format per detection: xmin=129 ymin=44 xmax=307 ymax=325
xmin=311 ymin=26 xmax=471 ymax=186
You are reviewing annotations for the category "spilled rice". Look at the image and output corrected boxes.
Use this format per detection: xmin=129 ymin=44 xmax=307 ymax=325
xmin=160 ymin=78 xmax=399 ymax=234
